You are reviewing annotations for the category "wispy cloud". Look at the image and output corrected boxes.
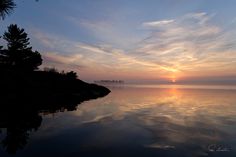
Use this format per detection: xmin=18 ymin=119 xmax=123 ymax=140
xmin=30 ymin=29 xmax=156 ymax=80
xmin=143 ymin=19 xmax=175 ymax=28
xmin=30 ymin=12 xmax=236 ymax=82
xmin=137 ymin=12 xmax=236 ymax=79
xmin=66 ymin=16 xmax=144 ymax=49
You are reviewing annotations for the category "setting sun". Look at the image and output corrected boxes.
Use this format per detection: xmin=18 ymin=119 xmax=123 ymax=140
xmin=172 ymin=78 xmax=176 ymax=83
xmin=170 ymin=75 xmax=177 ymax=83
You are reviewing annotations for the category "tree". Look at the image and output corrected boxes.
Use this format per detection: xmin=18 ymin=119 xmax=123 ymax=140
xmin=4 ymin=24 xmax=32 ymax=51
xmin=0 ymin=24 xmax=42 ymax=71
xmin=66 ymin=71 xmax=78 ymax=79
xmin=0 ymin=0 xmax=16 ymax=20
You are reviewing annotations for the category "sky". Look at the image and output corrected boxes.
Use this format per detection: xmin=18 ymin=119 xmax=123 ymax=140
xmin=1 ymin=0 xmax=236 ymax=84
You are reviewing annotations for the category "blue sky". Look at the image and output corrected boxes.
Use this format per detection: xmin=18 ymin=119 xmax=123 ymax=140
xmin=1 ymin=0 xmax=236 ymax=83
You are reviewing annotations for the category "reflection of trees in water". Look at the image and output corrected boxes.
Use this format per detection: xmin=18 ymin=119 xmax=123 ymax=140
xmin=0 ymin=97 xmax=80 ymax=154
xmin=0 ymin=111 xmax=42 ymax=154
xmin=0 ymin=84 xmax=109 ymax=154
xmin=0 ymin=113 xmax=42 ymax=154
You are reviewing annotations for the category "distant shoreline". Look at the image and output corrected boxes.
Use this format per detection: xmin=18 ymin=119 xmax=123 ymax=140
xmin=104 ymin=83 xmax=236 ymax=90
xmin=94 ymin=80 xmax=125 ymax=84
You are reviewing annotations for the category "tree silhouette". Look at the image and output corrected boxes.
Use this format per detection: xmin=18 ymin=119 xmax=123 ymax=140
xmin=66 ymin=71 xmax=78 ymax=79
xmin=0 ymin=0 xmax=16 ymax=20
xmin=0 ymin=24 xmax=42 ymax=71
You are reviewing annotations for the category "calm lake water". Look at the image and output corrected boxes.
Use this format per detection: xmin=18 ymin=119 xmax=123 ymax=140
xmin=1 ymin=84 xmax=236 ymax=157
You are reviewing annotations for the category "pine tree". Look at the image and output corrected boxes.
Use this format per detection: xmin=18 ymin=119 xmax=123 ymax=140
xmin=0 ymin=24 xmax=42 ymax=71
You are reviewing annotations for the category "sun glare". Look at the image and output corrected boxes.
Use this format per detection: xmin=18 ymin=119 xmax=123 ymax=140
xmin=172 ymin=78 xmax=176 ymax=83
xmin=170 ymin=75 xmax=177 ymax=83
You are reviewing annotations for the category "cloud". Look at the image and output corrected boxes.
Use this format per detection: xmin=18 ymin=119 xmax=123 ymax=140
xmin=31 ymin=29 xmax=159 ymax=80
xmin=136 ymin=12 xmax=236 ymax=79
xmin=30 ymin=12 xmax=236 ymax=82
xmin=143 ymin=19 xmax=175 ymax=28
xmin=42 ymin=52 xmax=84 ymax=68
xmin=66 ymin=16 xmax=144 ymax=48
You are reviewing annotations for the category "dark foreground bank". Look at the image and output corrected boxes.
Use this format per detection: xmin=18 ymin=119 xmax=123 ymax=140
xmin=0 ymin=69 xmax=110 ymax=112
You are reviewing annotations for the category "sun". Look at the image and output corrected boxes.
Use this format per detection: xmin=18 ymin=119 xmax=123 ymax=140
xmin=172 ymin=78 xmax=176 ymax=83
xmin=170 ymin=75 xmax=177 ymax=83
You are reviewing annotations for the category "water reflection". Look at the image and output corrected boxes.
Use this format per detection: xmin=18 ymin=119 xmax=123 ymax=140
xmin=0 ymin=111 xmax=42 ymax=154
xmin=0 ymin=92 xmax=107 ymax=155
xmin=1 ymin=85 xmax=236 ymax=157
xmin=71 ymin=86 xmax=236 ymax=156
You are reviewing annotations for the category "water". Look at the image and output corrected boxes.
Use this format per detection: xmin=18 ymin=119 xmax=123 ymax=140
xmin=1 ymin=84 xmax=236 ymax=157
